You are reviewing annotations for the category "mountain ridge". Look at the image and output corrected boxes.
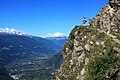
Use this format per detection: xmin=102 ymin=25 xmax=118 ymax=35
xmin=55 ymin=0 xmax=120 ymax=80
xmin=0 ymin=31 xmax=66 ymax=80
xmin=0 ymin=32 xmax=61 ymax=65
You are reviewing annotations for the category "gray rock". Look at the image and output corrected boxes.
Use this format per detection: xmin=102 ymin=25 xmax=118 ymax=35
xmin=101 ymin=41 xmax=105 ymax=47
xmin=85 ymin=44 xmax=90 ymax=51
xmin=90 ymin=41 xmax=94 ymax=45
xmin=85 ymin=58 xmax=89 ymax=65
xmin=81 ymin=68 xmax=86 ymax=76
xmin=65 ymin=48 xmax=69 ymax=52
xmin=74 ymin=39 xmax=80 ymax=46
xmin=95 ymin=41 xmax=100 ymax=45
xmin=74 ymin=31 xmax=78 ymax=36
xmin=70 ymin=60 xmax=74 ymax=65
xmin=74 ymin=46 xmax=83 ymax=52
xmin=78 ymin=52 xmax=85 ymax=63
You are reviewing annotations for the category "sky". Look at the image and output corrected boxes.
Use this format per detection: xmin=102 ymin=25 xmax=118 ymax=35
xmin=0 ymin=0 xmax=108 ymax=37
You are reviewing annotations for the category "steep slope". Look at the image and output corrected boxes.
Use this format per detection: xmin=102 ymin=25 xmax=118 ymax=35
xmin=89 ymin=0 xmax=120 ymax=37
xmin=55 ymin=0 xmax=120 ymax=80
xmin=45 ymin=51 xmax=63 ymax=70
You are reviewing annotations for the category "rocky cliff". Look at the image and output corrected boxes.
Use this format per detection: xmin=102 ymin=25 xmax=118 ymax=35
xmin=55 ymin=0 xmax=120 ymax=80
xmin=90 ymin=0 xmax=120 ymax=34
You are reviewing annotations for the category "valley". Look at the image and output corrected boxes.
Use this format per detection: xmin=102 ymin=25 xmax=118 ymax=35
xmin=0 ymin=31 xmax=67 ymax=80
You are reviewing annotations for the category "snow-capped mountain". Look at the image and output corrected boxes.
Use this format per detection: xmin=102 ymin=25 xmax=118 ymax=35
xmin=0 ymin=29 xmax=63 ymax=80
xmin=0 ymin=28 xmax=67 ymax=80
xmin=0 ymin=28 xmax=31 ymax=36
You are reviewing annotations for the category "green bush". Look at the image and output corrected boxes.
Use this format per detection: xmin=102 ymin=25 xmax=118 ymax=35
xmin=68 ymin=74 xmax=77 ymax=80
xmin=69 ymin=25 xmax=85 ymax=40
xmin=85 ymin=46 xmax=116 ymax=80
xmin=62 ymin=61 xmax=71 ymax=69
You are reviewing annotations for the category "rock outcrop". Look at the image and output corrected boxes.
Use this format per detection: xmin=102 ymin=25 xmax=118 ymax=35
xmin=90 ymin=0 xmax=120 ymax=34
xmin=55 ymin=0 xmax=120 ymax=80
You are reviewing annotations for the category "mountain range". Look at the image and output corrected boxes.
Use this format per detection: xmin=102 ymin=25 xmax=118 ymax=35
xmin=0 ymin=28 xmax=30 ymax=36
xmin=0 ymin=30 xmax=67 ymax=80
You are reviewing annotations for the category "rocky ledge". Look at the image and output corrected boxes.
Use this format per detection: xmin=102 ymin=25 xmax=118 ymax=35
xmin=55 ymin=0 xmax=120 ymax=80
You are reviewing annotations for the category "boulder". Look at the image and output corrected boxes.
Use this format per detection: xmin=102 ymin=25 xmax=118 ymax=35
xmin=85 ymin=44 xmax=90 ymax=51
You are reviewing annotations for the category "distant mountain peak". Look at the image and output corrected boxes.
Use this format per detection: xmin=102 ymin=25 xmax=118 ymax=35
xmin=0 ymin=28 xmax=31 ymax=36
xmin=41 ymin=32 xmax=66 ymax=38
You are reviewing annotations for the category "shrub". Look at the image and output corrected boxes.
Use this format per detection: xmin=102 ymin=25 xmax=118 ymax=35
xmin=85 ymin=46 xmax=116 ymax=80
xmin=69 ymin=25 xmax=85 ymax=40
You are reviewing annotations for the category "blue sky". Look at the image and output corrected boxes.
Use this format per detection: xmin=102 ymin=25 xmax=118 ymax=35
xmin=0 ymin=0 xmax=108 ymax=37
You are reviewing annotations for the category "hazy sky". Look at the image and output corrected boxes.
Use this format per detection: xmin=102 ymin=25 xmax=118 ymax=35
xmin=0 ymin=0 xmax=108 ymax=37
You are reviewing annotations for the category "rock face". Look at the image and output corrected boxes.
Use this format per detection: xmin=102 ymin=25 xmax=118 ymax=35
xmin=90 ymin=0 xmax=120 ymax=34
xmin=55 ymin=0 xmax=120 ymax=80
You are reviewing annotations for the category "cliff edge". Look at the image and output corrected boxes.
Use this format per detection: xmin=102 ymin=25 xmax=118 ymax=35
xmin=55 ymin=0 xmax=120 ymax=80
